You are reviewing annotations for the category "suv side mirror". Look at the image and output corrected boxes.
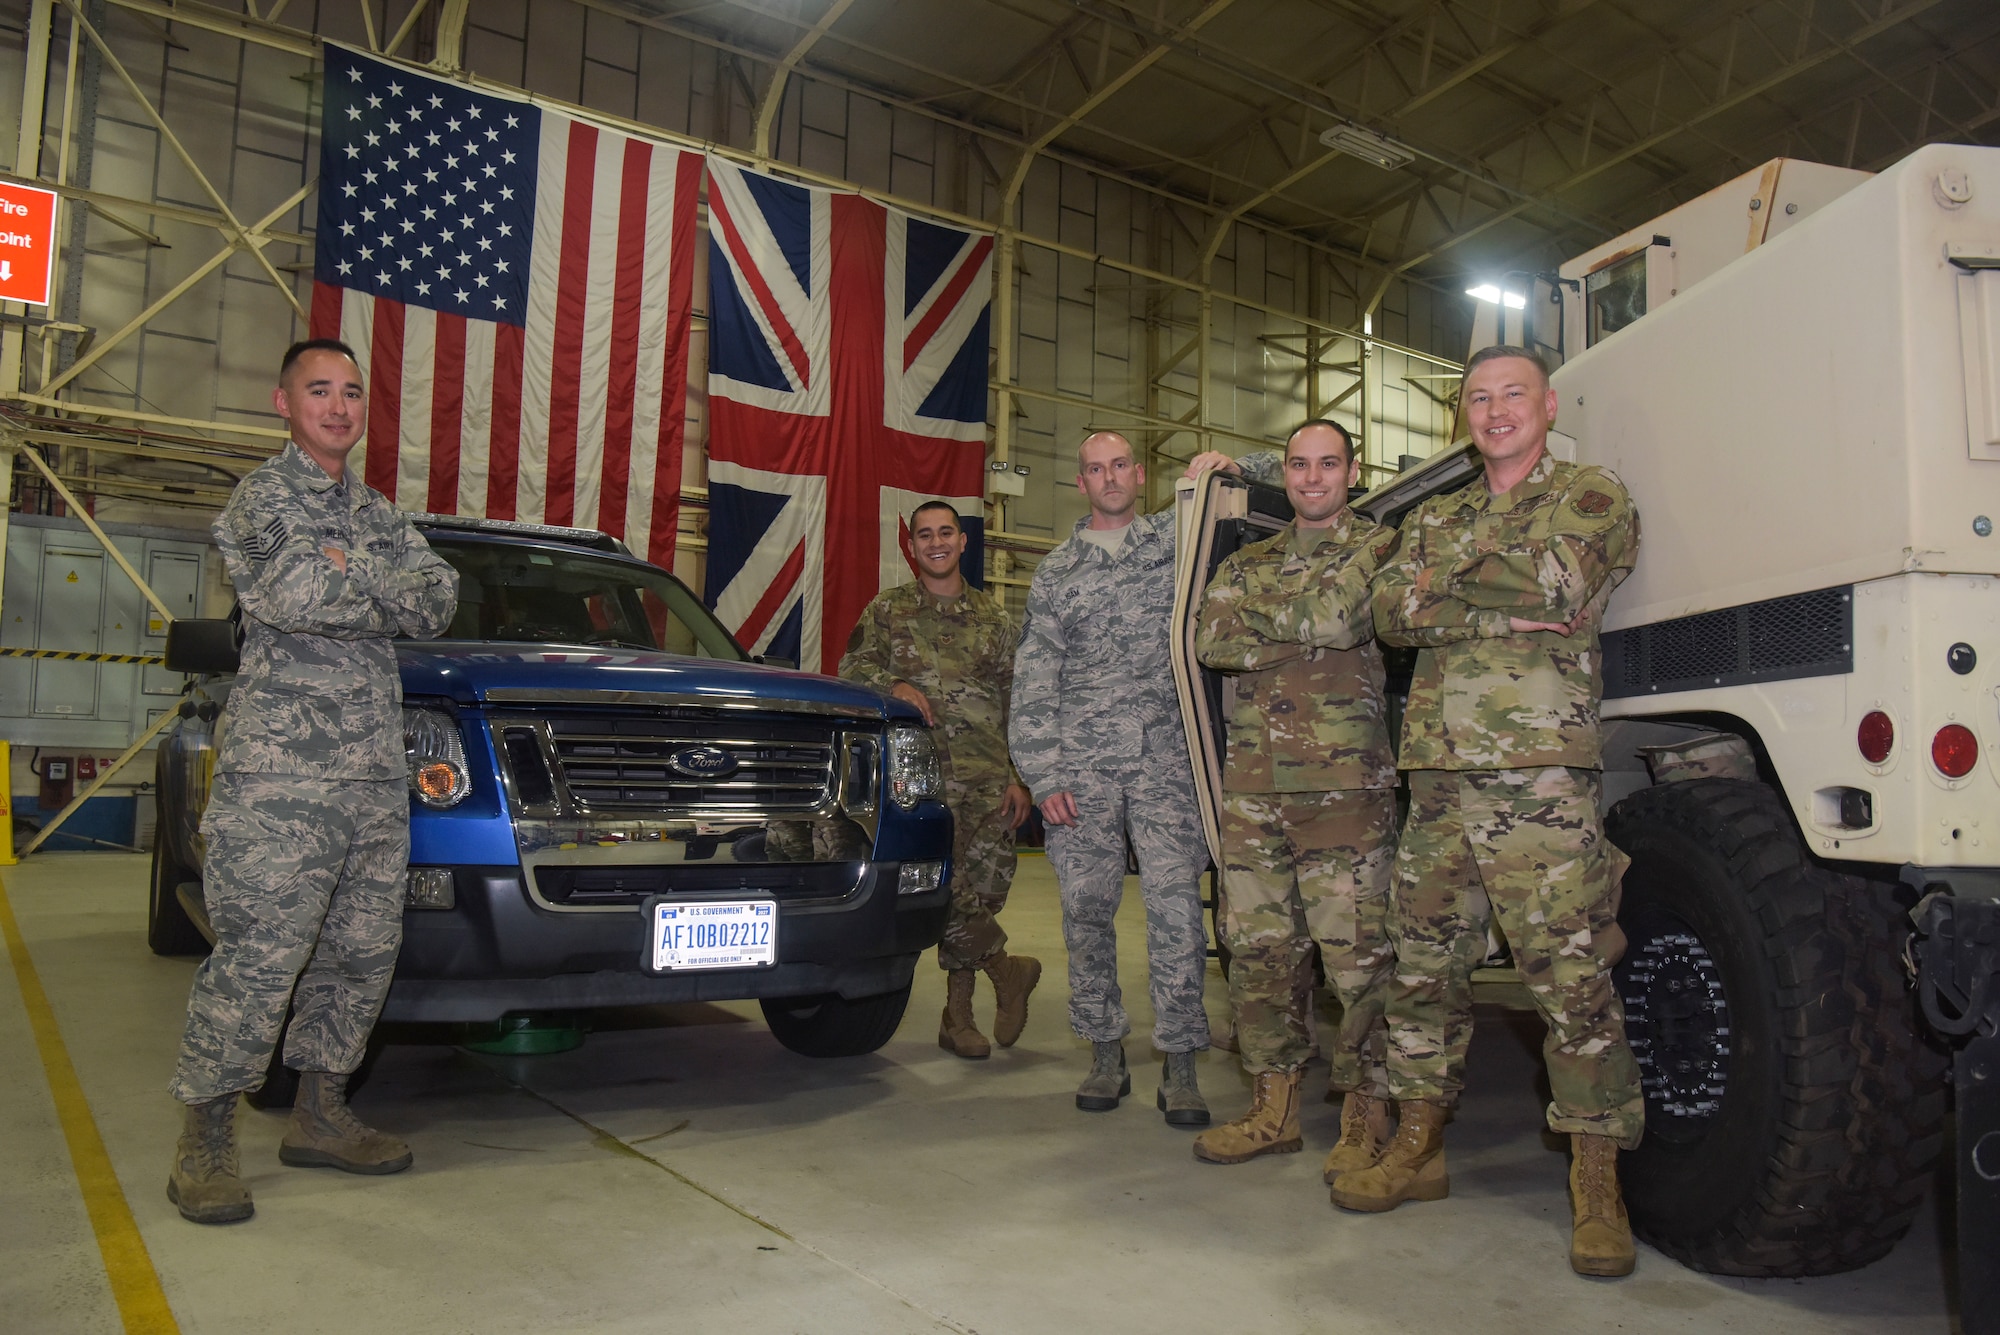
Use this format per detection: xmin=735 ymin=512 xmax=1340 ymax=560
xmin=165 ymin=618 xmax=241 ymax=675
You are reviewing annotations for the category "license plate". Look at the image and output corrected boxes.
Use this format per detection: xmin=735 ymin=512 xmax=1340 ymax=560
xmin=644 ymin=897 xmax=778 ymax=973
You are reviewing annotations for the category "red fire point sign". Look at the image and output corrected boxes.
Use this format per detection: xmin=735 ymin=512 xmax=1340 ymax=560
xmin=0 ymin=181 xmax=59 ymax=307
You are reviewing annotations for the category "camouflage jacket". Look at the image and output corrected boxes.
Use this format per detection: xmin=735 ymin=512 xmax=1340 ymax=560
xmin=1373 ymin=451 xmax=1638 ymax=772
xmin=1195 ymin=514 xmax=1397 ymax=794
xmin=214 ymin=442 xmax=459 ymax=780
xmin=838 ymin=580 xmax=1020 ymax=794
xmin=1010 ymin=452 xmax=1281 ymax=801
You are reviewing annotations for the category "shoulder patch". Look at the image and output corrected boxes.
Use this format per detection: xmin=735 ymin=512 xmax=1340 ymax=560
xmin=1572 ymin=489 xmax=1615 ymax=516
xmin=244 ymin=517 xmax=288 ymax=562
xmin=1371 ymin=533 xmax=1399 ymax=562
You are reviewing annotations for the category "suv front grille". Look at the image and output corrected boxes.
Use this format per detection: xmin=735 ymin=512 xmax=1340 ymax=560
xmin=505 ymin=713 xmax=839 ymax=812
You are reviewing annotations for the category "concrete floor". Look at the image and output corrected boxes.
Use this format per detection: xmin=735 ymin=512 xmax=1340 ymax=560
xmin=0 ymin=851 xmax=1956 ymax=1335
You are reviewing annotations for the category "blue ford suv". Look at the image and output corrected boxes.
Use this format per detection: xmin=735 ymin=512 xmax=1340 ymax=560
xmin=149 ymin=515 xmax=954 ymax=1083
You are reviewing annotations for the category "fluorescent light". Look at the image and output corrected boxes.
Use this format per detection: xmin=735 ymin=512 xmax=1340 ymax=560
xmin=1465 ymin=284 xmax=1527 ymax=309
xmin=1318 ymin=123 xmax=1415 ymax=171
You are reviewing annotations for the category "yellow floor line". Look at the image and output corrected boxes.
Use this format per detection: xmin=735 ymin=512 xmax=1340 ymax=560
xmin=0 ymin=871 xmax=180 ymax=1335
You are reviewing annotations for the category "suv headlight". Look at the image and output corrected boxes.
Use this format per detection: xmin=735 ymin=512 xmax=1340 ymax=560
xmin=404 ymin=707 xmax=471 ymax=809
xmin=884 ymin=725 xmax=942 ymax=809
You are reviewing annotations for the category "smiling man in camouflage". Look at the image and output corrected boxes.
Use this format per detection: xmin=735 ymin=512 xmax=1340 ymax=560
xmin=168 ymin=339 xmax=458 ymax=1224
xmin=1334 ymin=345 xmax=1645 ymax=1278
xmin=1010 ymin=432 xmax=1280 ymax=1124
xmin=1190 ymin=419 xmax=1400 ymax=1175
xmin=841 ymin=500 xmax=1041 ymax=1060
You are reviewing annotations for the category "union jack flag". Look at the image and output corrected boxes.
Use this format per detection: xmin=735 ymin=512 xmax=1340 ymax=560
xmin=703 ymin=157 xmax=991 ymax=672
xmin=310 ymin=48 xmax=701 ymax=568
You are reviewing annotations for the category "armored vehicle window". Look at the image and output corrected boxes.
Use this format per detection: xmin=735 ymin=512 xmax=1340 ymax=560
xmin=425 ymin=537 xmax=747 ymax=661
xmin=1586 ymin=250 xmax=1647 ymax=345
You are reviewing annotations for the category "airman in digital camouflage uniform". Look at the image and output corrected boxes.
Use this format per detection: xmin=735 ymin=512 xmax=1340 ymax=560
xmin=1326 ymin=346 xmax=1645 ymax=1278
xmin=840 ymin=501 xmax=1041 ymax=1060
xmin=1190 ymin=420 xmax=1401 ymax=1176
xmin=167 ymin=339 xmax=458 ymax=1225
xmin=1010 ymin=432 xmax=1279 ymax=1123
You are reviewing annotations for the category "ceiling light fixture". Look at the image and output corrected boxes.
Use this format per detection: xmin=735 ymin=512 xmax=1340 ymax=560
xmin=1318 ymin=122 xmax=1416 ymax=172
xmin=1465 ymin=283 xmax=1527 ymax=309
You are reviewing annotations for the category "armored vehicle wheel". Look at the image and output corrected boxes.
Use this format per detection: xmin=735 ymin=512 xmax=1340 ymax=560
xmin=760 ymin=979 xmax=913 ymax=1058
xmin=147 ymin=839 xmax=209 ymax=957
xmin=1606 ymin=778 xmax=1946 ymax=1276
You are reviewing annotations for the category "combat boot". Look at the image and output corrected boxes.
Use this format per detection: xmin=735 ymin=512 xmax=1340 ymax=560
xmin=1328 ymin=1099 xmax=1449 ymax=1212
xmin=167 ymin=1094 xmax=254 ymax=1224
xmin=983 ymin=953 xmax=1042 ymax=1048
xmin=937 ymin=969 xmax=991 ymax=1059
xmin=280 ymin=1071 xmax=413 ymax=1175
xmin=1075 ymin=1041 xmax=1130 ymax=1111
xmin=1568 ymin=1133 xmax=1636 ymax=1277
xmin=1192 ymin=1068 xmax=1302 ymax=1163
xmin=1321 ymin=1091 xmax=1396 ymax=1182
xmin=1156 ymin=1051 xmax=1210 ymax=1127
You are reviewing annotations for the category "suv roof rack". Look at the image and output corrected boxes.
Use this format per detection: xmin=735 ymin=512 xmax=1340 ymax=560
xmin=411 ymin=512 xmax=630 ymax=555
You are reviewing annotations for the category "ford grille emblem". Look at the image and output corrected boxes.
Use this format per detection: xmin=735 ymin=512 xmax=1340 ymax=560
xmin=664 ymin=745 xmax=738 ymax=780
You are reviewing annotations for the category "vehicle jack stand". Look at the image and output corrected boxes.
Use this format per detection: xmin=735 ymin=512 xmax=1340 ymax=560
xmin=462 ymin=1012 xmax=586 ymax=1056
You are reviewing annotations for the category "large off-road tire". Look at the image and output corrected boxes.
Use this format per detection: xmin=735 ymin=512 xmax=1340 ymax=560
xmin=1606 ymin=778 xmax=1947 ymax=1276
xmin=146 ymin=838 xmax=210 ymax=957
xmin=760 ymin=980 xmax=913 ymax=1058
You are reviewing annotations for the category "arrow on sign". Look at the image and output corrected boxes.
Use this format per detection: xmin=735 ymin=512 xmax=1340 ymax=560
xmin=0 ymin=261 xmax=11 ymax=283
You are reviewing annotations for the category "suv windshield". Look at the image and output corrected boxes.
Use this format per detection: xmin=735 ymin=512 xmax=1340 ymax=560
xmin=425 ymin=535 xmax=746 ymax=661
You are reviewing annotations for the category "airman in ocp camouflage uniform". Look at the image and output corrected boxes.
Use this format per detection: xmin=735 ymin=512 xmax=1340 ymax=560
xmin=1189 ymin=420 xmax=1402 ymax=1177
xmin=168 ymin=340 xmax=458 ymax=1226
xmin=1010 ymin=432 xmax=1279 ymax=1124
xmin=840 ymin=501 xmax=1041 ymax=1060
xmin=1323 ymin=346 xmax=1645 ymax=1279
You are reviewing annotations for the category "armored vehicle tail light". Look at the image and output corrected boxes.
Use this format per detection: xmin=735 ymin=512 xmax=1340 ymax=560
xmin=884 ymin=726 xmax=943 ymax=809
xmin=403 ymin=707 xmax=472 ymax=808
xmin=1857 ymin=711 xmax=1895 ymax=764
xmin=1931 ymin=724 xmax=1979 ymax=778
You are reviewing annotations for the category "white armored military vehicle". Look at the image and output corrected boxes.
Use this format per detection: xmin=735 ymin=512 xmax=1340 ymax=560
xmin=1175 ymin=144 xmax=1997 ymax=1290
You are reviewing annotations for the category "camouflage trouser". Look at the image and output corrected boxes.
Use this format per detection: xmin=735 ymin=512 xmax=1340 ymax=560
xmin=170 ymin=774 xmax=408 ymax=1103
xmin=1386 ymin=767 xmax=1645 ymax=1147
xmin=938 ymin=779 xmax=1016 ymax=971
xmin=1219 ymin=788 xmax=1395 ymax=1091
xmin=1044 ymin=764 xmax=1210 ymax=1053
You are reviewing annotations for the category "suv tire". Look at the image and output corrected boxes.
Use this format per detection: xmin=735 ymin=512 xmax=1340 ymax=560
xmin=760 ymin=980 xmax=913 ymax=1058
xmin=1606 ymin=778 xmax=1947 ymax=1276
xmin=147 ymin=839 xmax=210 ymax=957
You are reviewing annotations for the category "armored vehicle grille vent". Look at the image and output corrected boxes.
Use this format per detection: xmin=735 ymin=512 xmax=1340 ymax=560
xmin=1603 ymin=587 xmax=1851 ymax=699
xmin=544 ymin=715 xmax=837 ymax=811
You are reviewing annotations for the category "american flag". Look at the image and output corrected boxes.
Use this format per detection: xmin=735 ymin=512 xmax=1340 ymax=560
xmin=310 ymin=48 xmax=701 ymax=567
xmin=702 ymin=157 xmax=991 ymax=672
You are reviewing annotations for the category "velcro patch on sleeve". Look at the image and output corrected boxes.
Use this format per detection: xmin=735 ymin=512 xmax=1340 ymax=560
xmin=1571 ymin=489 xmax=1615 ymax=516
xmin=244 ymin=517 xmax=288 ymax=562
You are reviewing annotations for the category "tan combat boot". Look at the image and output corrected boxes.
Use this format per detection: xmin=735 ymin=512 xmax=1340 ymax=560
xmin=983 ymin=953 xmax=1042 ymax=1048
xmin=1328 ymin=1100 xmax=1449 ymax=1212
xmin=1321 ymin=1091 xmax=1396 ymax=1182
xmin=1192 ymin=1069 xmax=1303 ymax=1164
xmin=167 ymin=1094 xmax=254 ymax=1224
xmin=279 ymin=1071 xmax=413 ymax=1174
xmin=1569 ymin=1134 xmax=1637 ymax=1277
xmin=937 ymin=969 xmax=991 ymax=1059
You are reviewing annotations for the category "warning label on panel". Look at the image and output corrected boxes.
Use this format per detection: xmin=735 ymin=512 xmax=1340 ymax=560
xmin=0 ymin=182 xmax=59 ymax=307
